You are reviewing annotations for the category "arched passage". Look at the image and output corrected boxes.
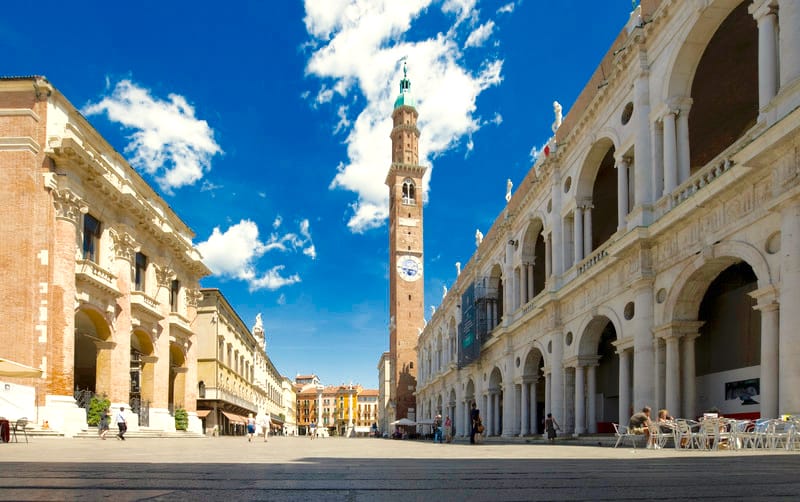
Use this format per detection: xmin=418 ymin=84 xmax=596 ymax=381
xmin=665 ymin=255 xmax=764 ymax=420
xmin=578 ymin=316 xmax=620 ymax=433
xmin=576 ymin=138 xmax=619 ymax=261
xmin=521 ymin=348 xmax=545 ymax=435
xmin=520 ymin=219 xmax=546 ymax=302
xmin=488 ymin=367 xmax=503 ymax=436
xmin=130 ymin=329 xmax=155 ymax=426
xmin=168 ymin=343 xmax=187 ymax=413
xmin=695 ymin=262 xmax=760 ymax=417
xmin=688 ymin=1 xmax=757 ymax=171
xmin=73 ymin=308 xmax=112 ymax=397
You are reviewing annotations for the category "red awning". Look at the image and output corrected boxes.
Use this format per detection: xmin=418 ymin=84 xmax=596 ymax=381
xmin=195 ymin=409 xmax=211 ymax=418
xmin=221 ymin=411 xmax=246 ymax=424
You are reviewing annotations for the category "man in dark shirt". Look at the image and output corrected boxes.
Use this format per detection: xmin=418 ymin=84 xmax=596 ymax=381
xmin=629 ymin=406 xmax=654 ymax=447
xmin=470 ymin=402 xmax=481 ymax=444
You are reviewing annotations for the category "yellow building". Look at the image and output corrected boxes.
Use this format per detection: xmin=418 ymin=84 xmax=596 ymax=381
xmin=193 ymin=288 xmax=288 ymax=435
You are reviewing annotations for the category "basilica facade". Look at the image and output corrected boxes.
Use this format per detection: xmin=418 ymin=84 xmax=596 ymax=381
xmin=0 ymin=77 xmax=209 ymax=435
xmin=416 ymin=0 xmax=800 ymax=437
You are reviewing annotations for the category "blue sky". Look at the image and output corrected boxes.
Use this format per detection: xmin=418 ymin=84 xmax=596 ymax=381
xmin=3 ymin=0 xmax=634 ymax=388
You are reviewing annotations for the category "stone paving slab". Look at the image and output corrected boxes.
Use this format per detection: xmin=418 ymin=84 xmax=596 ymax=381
xmin=1 ymin=436 xmax=799 ymax=500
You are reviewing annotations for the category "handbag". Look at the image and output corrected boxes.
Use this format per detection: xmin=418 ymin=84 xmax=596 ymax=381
xmin=477 ymin=424 xmax=485 ymax=433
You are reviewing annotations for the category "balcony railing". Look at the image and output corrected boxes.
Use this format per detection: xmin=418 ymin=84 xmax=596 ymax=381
xmin=75 ymin=260 xmax=121 ymax=297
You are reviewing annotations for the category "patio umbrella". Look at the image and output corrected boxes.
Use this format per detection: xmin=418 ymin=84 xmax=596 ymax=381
xmin=390 ymin=418 xmax=416 ymax=426
xmin=0 ymin=358 xmax=42 ymax=378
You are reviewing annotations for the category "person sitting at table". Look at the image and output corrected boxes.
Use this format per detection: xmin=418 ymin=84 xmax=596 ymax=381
xmin=629 ymin=406 xmax=655 ymax=448
xmin=657 ymin=409 xmax=674 ymax=431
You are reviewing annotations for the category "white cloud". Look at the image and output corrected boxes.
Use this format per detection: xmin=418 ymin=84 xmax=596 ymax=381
xmin=197 ymin=218 xmax=315 ymax=291
xmin=273 ymin=215 xmax=283 ymax=229
xmin=277 ymin=293 xmax=287 ymax=305
xmin=83 ymin=80 xmax=222 ymax=193
xmin=303 ymin=0 xmax=504 ymax=232
xmin=497 ymin=3 xmax=515 ymax=14
xmin=200 ymin=180 xmax=222 ymax=193
xmin=465 ymin=20 xmax=495 ymax=49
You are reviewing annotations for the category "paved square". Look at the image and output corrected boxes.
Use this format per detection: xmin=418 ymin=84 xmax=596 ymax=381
xmin=1 ymin=436 xmax=799 ymax=500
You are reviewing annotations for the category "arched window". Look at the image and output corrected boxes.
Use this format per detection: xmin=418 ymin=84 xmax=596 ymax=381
xmin=402 ymin=178 xmax=416 ymax=205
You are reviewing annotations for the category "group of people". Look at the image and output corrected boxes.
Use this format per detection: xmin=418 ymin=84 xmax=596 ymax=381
xmin=432 ymin=414 xmax=453 ymax=443
xmin=246 ymin=412 xmax=272 ymax=442
xmin=467 ymin=403 xmax=562 ymax=444
xmin=628 ymin=406 xmax=674 ymax=449
xmin=97 ymin=407 xmax=128 ymax=440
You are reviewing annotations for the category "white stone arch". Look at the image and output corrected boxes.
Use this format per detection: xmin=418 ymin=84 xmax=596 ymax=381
xmin=575 ymin=305 xmax=625 ymax=355
xmin=521 ymin=345 xmax=545 ymax=377
xmin=575 ymin=136 xmax=618 ymax=200
xmin=662 ymin=240 xmax=773 ymax=324
xmin=520 ymin=217 xmax=546 ymax=262
xmin=662 ymin=0 xmax=745 ymax=102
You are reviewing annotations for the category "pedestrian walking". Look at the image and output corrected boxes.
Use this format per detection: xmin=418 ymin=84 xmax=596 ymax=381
xmin=545 ymin=413 xmax=560 ymax=443
xmin=98 ymin=408 xmax=110 ymax=440
xmin=310 ymin=422 xmax=316 ymax=440
xmin=470 ymin=402 xmax=481 ymax=444
xmin=115 ymin=407 xmax=127 ymax=440
xmin=260 ymin=412 xmax=271 ymax=442
xmin=246 ymin=413 xmax=256 ymax=442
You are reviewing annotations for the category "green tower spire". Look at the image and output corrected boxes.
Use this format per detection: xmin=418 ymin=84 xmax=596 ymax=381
xmin=393 ymin=61 xmax=416 ymax=109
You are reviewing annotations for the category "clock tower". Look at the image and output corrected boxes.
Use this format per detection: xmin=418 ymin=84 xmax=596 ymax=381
xmin=386 ymin=63 xmax=426 ymax=422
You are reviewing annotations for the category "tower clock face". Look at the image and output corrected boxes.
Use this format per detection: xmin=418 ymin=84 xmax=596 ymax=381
xmin=397 ymin=255 xmax=422 ymax=282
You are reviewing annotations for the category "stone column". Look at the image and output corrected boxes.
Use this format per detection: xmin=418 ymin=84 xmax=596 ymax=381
xmin=587 ymin=365 xmax=597 ymax=433
xmin=583 ymin=204 xmax=593 ymax=257
xmin=50 ymin=190 xmax=87 ymax=399
xmin=632 ymin=283 xmax=655 ymax=411
xmin=574 ymin=207 xmax=584 ymax=264
xmin=518 ymin=267 xmax=525 ymax=309
xmin=616 ymin=157 xmax=629 ymax=230
xmin=654 ymin=338 xmax=664 ymax=411
xmin=779 ymin=203 xmax=800 ymax=413
xmin=752 ymin=293 xmax=779 ymax=419
xmin=545 ymin=234 xmax=553 ymax=279
xmin=778 ymin=0 xmax=800 ymax=88
xmin=618 ymin=348 xmax=631 ymax=424
xmin=503 ymin=381 xmax=516 ymax=437
xmin=651 ymin=119 xmax=664 ymax=200
xmin=551 ymin=171 xmax=564 ymax=276
xmin=751 ymin=1 xmax=779 ymax=115
xmin=680 ymin=334 xmax=699 ymax=420
xmin=550 ymin=332 xmax=564 ymax=429
xmin=527 ymin=263 xmax=534 ymax=302
xmin=664 ymin=335 xmax=681 ymax=417
xmin=484 ymin=393 xmax=492 ymax=436
xmin=544 ymin=370 xmax=551 ymax=436
xmin=520 ymin=381 xmax=530 ymax=436
xmin=574 ymin=364 xmax=586 ymax=435
xmin=634 ymin=57 xmax=653 ymax=207
xmin=676 ymin=100 xmax=692 ymax=184
xmin=530 ymin=378 xmax=538 ymax=435
xmin=662 ymin=109 xmax=678 ymax=194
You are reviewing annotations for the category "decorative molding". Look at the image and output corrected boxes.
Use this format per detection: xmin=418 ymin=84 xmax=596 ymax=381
xmin=0 ymin=136 xmax=40 ymax=154
xmin=52 ymin=188 xmax=87 ymax=224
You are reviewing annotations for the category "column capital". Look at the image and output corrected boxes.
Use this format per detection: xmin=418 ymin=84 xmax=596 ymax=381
xmin=109 ymin=227 xmax=137 ymax=261
xmin=52 ymin=188 xmax=88 ymax=224
xmin=613 ymin=338 xmax=634 ymax=353
xmin=748 ymin=284 xmax=779 ymax=311
xmin=563 ymin=355 xmax=600 ymax=368
xmin=749 ymin=0 xmax=778 ymax=21
xmin=666 ymin=96 xmax=693 ymax=113
xmin=653 ymin=320 xmax=705 ymax=340
xmin=615 ymin=156 xmax=631 ymax=168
